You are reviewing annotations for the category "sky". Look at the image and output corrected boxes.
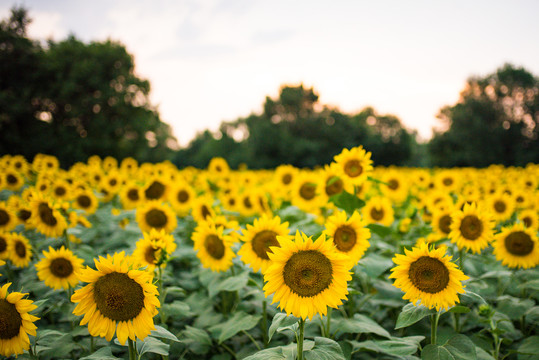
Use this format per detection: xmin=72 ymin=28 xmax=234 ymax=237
xmin=2 ymin=0 xmax=539 ymax=146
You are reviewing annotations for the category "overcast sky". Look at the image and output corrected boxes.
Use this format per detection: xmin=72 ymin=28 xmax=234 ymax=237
xmin=2 ymin=0 xmax=539 ymax=146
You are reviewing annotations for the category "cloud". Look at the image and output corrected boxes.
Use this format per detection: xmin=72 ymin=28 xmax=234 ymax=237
xmin=27 ymin=10 xmax=67 ymax=41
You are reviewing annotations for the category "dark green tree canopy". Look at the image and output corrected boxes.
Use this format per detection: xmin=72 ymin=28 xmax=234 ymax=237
xmin=429 ymin=64 xmax=539 ymax=167
xmin=0 ymin=7 xmax=177 ymax=166
xmin=175 ymin=84 xmax=419 ymax=169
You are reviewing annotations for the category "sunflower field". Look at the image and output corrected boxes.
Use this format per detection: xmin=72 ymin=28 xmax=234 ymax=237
xmin=0 ymin=148 xmax=538 ymax=360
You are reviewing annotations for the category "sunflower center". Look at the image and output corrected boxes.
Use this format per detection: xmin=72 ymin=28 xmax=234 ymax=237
xmin=50 ymin=258 xmax=74 ymax=278
xmin=344 ymin=160 xmax=362 ymax=178
xmin=0 ymin=210 xmax=9 ymax=226
xmin=251 ymin=230 xmax=279 ymax=260
xmin=438 ymin=215 xmax=452 ymax=235
xmin=144 ymin=246 xmax=157 ymax=264
xmin=6 ymin=174 xmax=17 ymax=185
xmin=0 ymin=236 xmax=6 ymax=253
xmin=282 ymin=174 xmax=292 ymax=185
xmin=201 ymin=205 xmax=211 ymax=219
xmin=145 ymin=181 xmax=165 ymax=200
xmin=145 ymin=209 xmax=167 ymax=228
xmin=408 ymin=256 xmax=449 ymax=294
xmin=443 ymin=177 xmax=453 ymax=186
xmin=523 ymin=216 xmax=532 ymax=228
xmin=0 ymin=299 xmax=22 ymax=339
xmin=334 ymin=225 xmax=357 ymax=252
xmin=177 ymin=190 xmax=189 ymax=203
xmin=504 ymin=231 xmax=534 ymax=256
xmin=299 ymin=183 xmax=316 ymax=200
xmin=14 ymin=241 xmax=26 ymax=258
xmin=283 ymin=250 xmax=333 ymax=297
xmin=459 ymin=215 xmax=483 ymax=240
xmin=388 ymin=179 xmax=399 ymax=190
xmin=109 ymin=179 xmax=117 ymax=187
xmin=370 ymin=207 xmax=384 ymax=221
xmin=77 ymin=195 xmax=91 ymax=208
xmin=127 ymin=189 xmax=139 ymax=201
xmin=494 ymin=201 xmax=506 ymax=213
xmin=325 ymin=177 xmax=343 ymax=196
xmin=243 ymin=197 xmax=253 ymax=209
xmin=93 ymin=272 xmax=145 ymax=321
xmin=38 ymin=202 xmax=57 ymax=226
xmin=204 ymin=234 xmax=225 ymax=260
xmin=55 ymin=186 xmax=66 ymax=197
xmin=18 ymin=209 xmax=31 ymax=222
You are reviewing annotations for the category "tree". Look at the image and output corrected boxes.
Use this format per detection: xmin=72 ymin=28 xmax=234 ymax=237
xmin=175 ymin=84 xmax=419 ymax=168
xmin=0 ymin=7 xmax=177 ymax=166
xmin=429 ymin=64 xmax=539 ymax=167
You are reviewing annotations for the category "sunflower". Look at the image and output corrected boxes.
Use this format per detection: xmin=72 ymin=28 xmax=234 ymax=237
xmin=362 ymin=196 xmax=394 ymax=227
xmin=323 ymin=210 xmax=370 ymax=266
xmin=29 ymin=193 xmax=68 ymax=238
xmin=318 ymin=164 xmax=353 ymax=203
xmin=380 ymin=170 xmax=409 ymax=203
xmin=390 ymin=242 xmax=468 ymax=311
xmin=431 ymin=206 xmax=455 ymax=238
xmin=136 ymin=201 xmax=177 ymax=234
xmin=238 ymin=215 xmax=290 ymax=273
xmin=2 ymin=169 xmax=24 ymax=192
xmin=486 ymin=192 xmax=515 ymax=222
xmin=519 ymin=209 xmax=538 ymax=231
xmin=433 ymin=170 xmax=460 ymax=193
xmin=263 ymin=231 xmax=352 ymax=320
xmin=191 ymin=195 xmax=216 ymax=223
xmin=493 ymin=223 xmax=539 ymax=269
xmin=71 ymin=252 xmax=160 ymax=345
xmin=120 ymin=157 xmax=138 ymax=174
xmin=73 ymin=189 xmax=99 ymax=214
xmin=192 ymin=221 xmax=235 ymax=272
xmin=291 ymin=171 xmax=324 ymax=213
xmin=168 ymin=181 xmax=195 ymax=216
xmin=274 ymin=164 xmax=298 ymax=198
xmin=238 ymin=191 xmax=260 ymax=217
xmin=50 ymin=179 xmax=72 ymax=201
xmin=9 ymin=155 xmax=29 ymax=175
xmin=132 ymin=229 xmax=177 ymax=271
xmin=35 ymin=246 xmax=84 ymax=290
xmin=143 ymin=177 xmax=170 ymax=201
xmin=332 ymin=146 xmax=373 ymax=186
xmin=7 ymin=233 xmax=32 ymax=268
xmin=0 ymin=283 xmax=39 ymax=357
xmin=208 ymin=157 xmax=230 ymax=175
xmin=0 ymin=232 xmax=11 ymax=259
xmin=119 ymin=181 xmax=142 ymax=210
xmin=449 ymin=202 xmax=494 ymax=254
xmin=0 ymin=202 xmax=17 ymax=232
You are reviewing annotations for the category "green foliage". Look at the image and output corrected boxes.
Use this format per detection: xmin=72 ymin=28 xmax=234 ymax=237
xmin=429 ymin=63 xmax=539 ymax=167
xmin=0 ymin=7 xmax=177 ymax=166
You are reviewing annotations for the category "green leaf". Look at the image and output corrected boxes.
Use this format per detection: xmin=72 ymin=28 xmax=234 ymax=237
xmin=460 ymin=290 xmax=487 ymax=305
xmin=180 ymin=325 xmax=212 ymax=355
xmin=329 ymin=191 xmax=365 ymax=214
xmin=349 ymin=338 xmax=420 ymax=357
xmin=518 ymin=336 xmax=539 ymax=358
xmin=395 ymin=303 xmax=436 ymax=329
xmin=305 ymin=337 xmax=345 ymax=360
xmin=268 ymin=312 xmax=299 ymax=342
xmin=150 ymin=325 xmax=181 ymax=342
xmin=518 ymin=279 xmax=539 ymax=291
xmin=357 ymin=253 xmax=394 ymax=278
xmin=332 ymin=313 xmax=390 ymax=338
xmin=366 ymin=224 xmax=391 ymax=237
xmin=163 ymin=300 xmax=192 ymax=319
xmin=209 ymin=311 xmax=261 ymax=343
xmin=496 ymin=296 xmax=535 ymax=320
xmin=243 ymin=346 xmax=288 ymax=360
xmin=209 ymin=272 xmax=249 ymax=297
xmin=448 ymin=306 xmax=471 ymax=314
xmin=79 ymin=347 xmax=120 ymax=360
xmin=421 ymin=335 xmax=477 ymax=360
xmin=137 ymin=337 xmax=169 ymax=357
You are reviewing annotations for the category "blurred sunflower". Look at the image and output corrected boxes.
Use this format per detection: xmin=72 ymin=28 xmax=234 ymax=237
xmin=208 ymin=157 xmax=230 ymax=175
xmin=390 ymin=242 xmax=468 ymax=311
xmin=132 ymin=229 xmax=177 ymax=271
xmin=0 ymin=202 xmax=17 ymax=232
xmin=273 ymin=164 xmax=298 ymax=198
xmin=333 ymin=146 xmax=373 ymax=186
xmin=362 ymin=196 xmax=394 ymax=226
xmin=136 ymin=201 xmax=177 ymax=233
xmin=486 ymin=192 xmax=515 ymax=222
xmin=0 ymin=232 xmax=10 ymax=259
xmin=263 ymin=231 xmax=352 ymax=320
xmin=380 ymin=170 xmax=409 ymax=203
xmin=431 ymin=206 xmax=455 ymax=238
xmin=119 ymin=181 xmax=142 ymax=210
xmin=192 ymin=222 xmax=235 ymax=272
xmin=323 ymin=210 xmax=370 ymax=266
xmin=238 ymin=215 xmax=290 ymax=273
xmin=449 ymin=202 xmax=494 ymax=254
xmin=71 ymin=252 xmax=160 ymax=345
xmin=519 ymin=209 xmax=538 ymax=231
xmin=73 ymin=188 xmax=99 ymax=214
xmin=0 ymin=283 xmax=39 ymax=357
xmin=120 ymin=157 xmax=138 ymax=174
xmin=143 ymin=177 xmax=170 ymax=201
xmin=35 ymin=246 xmax=84 ymax=290
xmin=2 ymin=169 xmax=24 ymax=192
xmin=29 ymin=193 xmax=67 ymax=238
xmin=7 ymin=233 xmax=32 ymax=268
xmin=50 ymin=179 xmax=72 ymax=201
xmin=291 ymin=172 xmax=323 ymax=213
xmin=318 ymin=164 xmax=353 ymax=203
xmin=168 ymin=181 xmax=195 ymax=216
xmin=493 ymin=223 xmax=539 ymax=269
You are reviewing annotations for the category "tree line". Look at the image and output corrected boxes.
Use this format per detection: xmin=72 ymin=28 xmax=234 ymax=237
xmin=1 ymin=7 xmax=538 ymax=169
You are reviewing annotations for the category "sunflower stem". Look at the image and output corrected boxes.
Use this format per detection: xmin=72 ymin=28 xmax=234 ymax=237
xmin=458 ymin=249 xmax=465 ymax=271
xmin=325 ymin=308 xmax=332 ymax=339
xmin=430 ymin=311 xmax=441 ymax=345
xmin=261 ymin=299 xmax=269 ymax=348
xmin=242 ymin=329 xmax=261 ymax=351
xmin=64 ymin=229 xmax=70 ymax=250
xmin=157 ymin=267 xmax=166 ymax=325
xmin=128 ymin=338 xmax=137 ymax=360
xmin=297 ymin=318 xmax=305 ymax=360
